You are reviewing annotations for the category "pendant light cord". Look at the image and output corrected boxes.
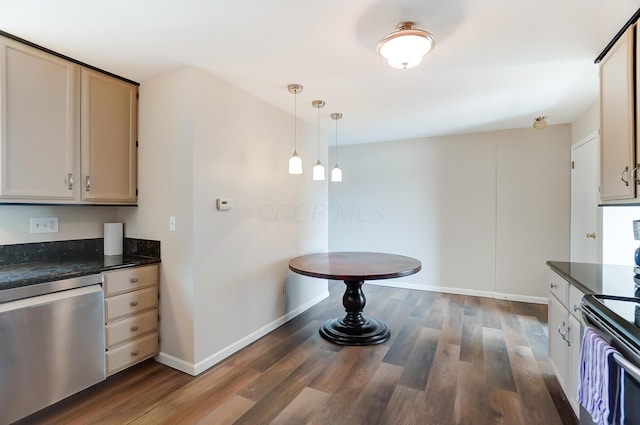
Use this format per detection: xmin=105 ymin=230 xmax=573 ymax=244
xmin=335 ymin=118 xmax=338 ymax=163
xmin=317 ymin=106 xmax=320 ymax=159
xmin=294 ymin=91 xmax=297 ymax=153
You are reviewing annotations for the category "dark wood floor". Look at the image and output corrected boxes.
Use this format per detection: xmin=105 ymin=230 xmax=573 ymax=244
xmin=20 ymin=282 xmax=578 ymax=425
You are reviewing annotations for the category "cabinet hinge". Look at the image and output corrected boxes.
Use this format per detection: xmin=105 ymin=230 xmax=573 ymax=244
xmin=136 ymin=140 xmax=139 ymax=148
xmin=571 ymin=161 xmax=575 ymax=169
xmin=136 ymin=188 xmax=138 ymax=196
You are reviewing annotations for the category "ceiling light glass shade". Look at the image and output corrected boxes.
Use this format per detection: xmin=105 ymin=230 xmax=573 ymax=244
xmin=313 ymin=160 xmax=325 ymax=181
xmin=288 ymin=83 xmax=303 ymax=174
xmin=377 ymin=22 xmax=435 ymax=69
xmin=331 ymin=165 xmax=342 ymax=182
xmin=289 ymin=151 xmax=302 ymax=174
xmin=330 ymin=112 xmax=343 ymax=183
xmin=312 ymin=99 xmax=326 ymax=181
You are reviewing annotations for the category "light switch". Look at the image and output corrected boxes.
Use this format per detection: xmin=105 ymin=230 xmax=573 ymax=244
xmin=216 ymin=198 xmax=232 ymax=211
xmin=169 ymin=216 xmax=176 ymax=231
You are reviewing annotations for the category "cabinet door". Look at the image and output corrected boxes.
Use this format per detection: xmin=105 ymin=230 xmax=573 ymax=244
xmin=548 ymin=294 xmax=569 ymax=390
xmin=81 ymin=69 xmax=137 ymax=203
xmin=567 ymin=314 xmax=582 ymax=416
xmin=600 ymin=25 xmax=635 ymax=201
xmin=0 ymin=37 xmax=79 ymax=199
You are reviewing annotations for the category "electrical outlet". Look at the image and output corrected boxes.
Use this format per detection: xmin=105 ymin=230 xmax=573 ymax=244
xmin=169 ymin=216 xmax=176 ymax=232
xmin=30 ymin=217 xmax=59 ymax=234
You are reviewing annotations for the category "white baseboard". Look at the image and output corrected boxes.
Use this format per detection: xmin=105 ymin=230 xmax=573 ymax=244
xmin=494 ymin=292 xmax=548 ymax=304
xmin=155 ymin=290 xmax=329 ymax=376
xmin=367 ymin=281 xmax=548 ymax=305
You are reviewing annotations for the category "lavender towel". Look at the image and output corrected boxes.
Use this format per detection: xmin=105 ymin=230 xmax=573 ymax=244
xmin=578 ymin=327 xmax=619 ymax=425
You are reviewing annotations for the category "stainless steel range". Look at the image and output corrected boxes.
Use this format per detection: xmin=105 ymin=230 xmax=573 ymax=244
xmin=581 ymin=294 xmax=640 ymax=425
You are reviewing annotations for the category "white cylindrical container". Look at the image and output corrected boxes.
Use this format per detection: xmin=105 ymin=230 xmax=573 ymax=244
xmin=104 ymin=223 xmax=123 ymax=256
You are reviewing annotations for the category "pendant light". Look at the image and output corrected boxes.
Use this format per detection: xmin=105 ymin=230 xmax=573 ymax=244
xmin=330 ymin=113 xmax=343 ymax=182
xmin=376 ymin=22 xmax=435 ymax=69
xmin=288 ymin=84 xmax=303 ymax=174
xmin=312 ymin=100 xmax=326 ymax=181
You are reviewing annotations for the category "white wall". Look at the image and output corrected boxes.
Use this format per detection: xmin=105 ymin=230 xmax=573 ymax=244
xmin=329 ymin=125 xmax=571 ymax=302
xmin=602 ymin=207 xmax=640 ymax=265
xmin=0 ymin=206 xmax=118 ymax=244
xmin=572 ymin=102 xmax=599 ymax=145
xmin=121 ymin=67 xmax=328 ymax=374
xmin=495 ymin=126 xmax=571 ymax=299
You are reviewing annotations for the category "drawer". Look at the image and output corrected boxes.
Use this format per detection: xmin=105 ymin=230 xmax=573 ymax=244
xmin=106 ymin=309 xmax=158 ymax=348
xmin=103 ymin=264 xmax=158 ymax=297
xmin=569 ymin=284 xmax=585 ymax=320
xmin=105 ymin=287 xmax=157 ymax=322
xmin=548 ymin=269 xmax=569 ymax=308
xmin=106 ymin=332 xmax=158 ymax=376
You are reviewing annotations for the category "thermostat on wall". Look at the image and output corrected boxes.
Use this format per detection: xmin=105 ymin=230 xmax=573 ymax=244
xmin=216 ymin=198 xmax=233 ymax=211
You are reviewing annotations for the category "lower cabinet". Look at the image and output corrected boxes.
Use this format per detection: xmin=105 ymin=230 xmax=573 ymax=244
xmin=548 ymin=269 xmax=584 ymax=416
xmin=103 ymin=264 xmax=159 ymax=376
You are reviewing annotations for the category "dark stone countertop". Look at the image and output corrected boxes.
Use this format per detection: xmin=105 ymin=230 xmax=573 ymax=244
xmin=0 ymin=238 xmax=160 ymax=294
xmin=0 ymin=255 xmax=160 ymax=291
xmin=546 ymin=260 xmax=639 ymax=298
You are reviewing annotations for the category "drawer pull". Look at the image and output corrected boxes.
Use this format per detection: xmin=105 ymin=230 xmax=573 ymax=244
xmin=131 ymin=350 xmax=140 ymax=357
xmin=130 ymin=301 xmax=139 ymax=307
xmin=130 ymin=278 xmax=139 ymax=283
xmin=550 ymin=283 xmax=558 ymax=289
xmin=130 ymin=326 xmax=139 ymax=332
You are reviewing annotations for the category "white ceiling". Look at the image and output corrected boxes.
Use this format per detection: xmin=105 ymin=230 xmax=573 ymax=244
xmin=1 ymin=0 xmax=639 ymax=145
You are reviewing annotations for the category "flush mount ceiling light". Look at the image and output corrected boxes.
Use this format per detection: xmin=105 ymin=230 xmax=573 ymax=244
xmin=376 ymin=21 xmax=435 ymax=69
xmin=533 ymin=116 xmax=547 ymax=130
xmin=330 ymin=113 xmax=343 ymax=182
xmin=288 ymin=84 xmax=303 ymax=174
xmin=312 ymin=100 xmax=326 ymax=181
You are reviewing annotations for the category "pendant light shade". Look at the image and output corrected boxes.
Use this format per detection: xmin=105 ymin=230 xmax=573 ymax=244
xmin=312 ymin=100 xmax=325 ymax=181
xmin=288 ymin=84 xmax=303 ymax=174
xmin=330 ymin=112 xmax=343 ymax=182
xmin=377 ymin=22 xmax=435 ymax=70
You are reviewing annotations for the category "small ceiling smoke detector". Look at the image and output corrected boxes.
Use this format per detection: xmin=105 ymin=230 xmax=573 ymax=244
xmin=533 ymin=116 xmax=547 ymax=130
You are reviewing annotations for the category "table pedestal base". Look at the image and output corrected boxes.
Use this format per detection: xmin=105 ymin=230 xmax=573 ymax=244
xmin=319 ymin=316 xmax=389 ymax=346
xmin=319 ymin=279 xmax=390 ymax=346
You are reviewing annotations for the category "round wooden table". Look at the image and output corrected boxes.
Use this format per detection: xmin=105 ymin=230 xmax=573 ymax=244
xmin=289 ymin=252 xmax=422 ymax=345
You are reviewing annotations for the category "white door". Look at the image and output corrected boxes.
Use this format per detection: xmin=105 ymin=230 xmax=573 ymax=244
xmin=571 ymin=134 xmax=600 ymax=263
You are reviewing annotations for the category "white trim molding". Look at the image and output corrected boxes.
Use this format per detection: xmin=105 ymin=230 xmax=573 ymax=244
xmin=156 ymin=290 xmax=329 ymax=376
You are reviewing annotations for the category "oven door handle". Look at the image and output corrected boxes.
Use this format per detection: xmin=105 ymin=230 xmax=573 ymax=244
xmin=612 ymin=352 xmax=640 ymax=383
xmin=582 ymin=305 xmax=640 ymax=383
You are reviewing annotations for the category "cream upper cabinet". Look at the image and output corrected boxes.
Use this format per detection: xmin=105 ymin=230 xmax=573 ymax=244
xmin=81 ymin=69 xmax=137 ymax=203
xmin=0 ymin=33 xmax=138 ymax=204
xmin=599 ymin=24 xmax=635 ymax=201
xmin=0 ymin=37 xmax=79 ymax=200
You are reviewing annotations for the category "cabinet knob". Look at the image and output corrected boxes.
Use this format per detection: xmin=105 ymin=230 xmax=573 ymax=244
xmin=550 ymin=283 xmax=558 ymax=289
xmin=130 ymin=278 xmax=139 ymax=284
xmin=586 ymin=233 xmax=596 ymax=239
xmin=67 ymin=173 xmax=74 ymax=190
xmin=131 ymin=350 xmax=140 ymax=357
xmin=85 ymin=175 xmax=91 ymax=191
xmin=129 ymin=301 xmax=139 ymax=307
xmin=130 ymin=326 xmax=139 ymax=332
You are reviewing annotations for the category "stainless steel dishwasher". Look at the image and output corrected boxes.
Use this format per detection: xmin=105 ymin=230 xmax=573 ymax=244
xmin=0 ymin=274 xmax=105 ymax=424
